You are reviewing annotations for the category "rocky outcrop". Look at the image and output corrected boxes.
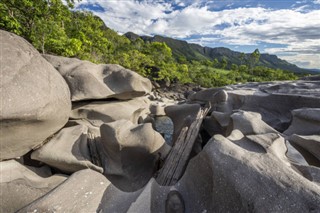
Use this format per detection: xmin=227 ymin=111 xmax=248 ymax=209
xmin=190 ymin=81 xmax=320 ymax=132
xmin=0 ymin=30 xmax=71 ymax=160
xmin=165 ymin=104 xmax=201 ymax=143
xmin=31 ymin=125 xmax=103 ymax=174
xmin=70 ymin=97 xmax=150 ymax=128
xmin=284 ymin=108 xmax=320 ymax=136
xmin=176 ymin=131 xmax=320 ymax=212
xmin=289 ymin=134 xmax=320 ymax=166
xmin=43 ymin=54 xmax=152 ymax=101
xmin=18 ymin=169 xmax=110 ymax=213
xmin=99 ymin=120 xmax=171 ymax=191
xmin=0 ymin=160 xmax=67 ymax=213
xmin=2 ymin=30 xmax=320 ymax=212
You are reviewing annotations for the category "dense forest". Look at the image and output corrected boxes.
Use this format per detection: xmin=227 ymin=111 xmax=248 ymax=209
xmin=0 ymin=0 xmax=298 ymax=87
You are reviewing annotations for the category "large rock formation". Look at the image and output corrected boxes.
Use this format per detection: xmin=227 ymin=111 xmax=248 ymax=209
xmin=165 ymin=104 xmax=201 ymax=143
xmin=17 ymin=169 xmax=110 ymax=213
xmin=70 ymin=97 xmax=151 ymax=128
xmin=2 ymin=30 xmax=320 ymax=212
xmin=0 ymin=160 xmax=67 ymax=213
xmin=43 ymin=54 xmax=152 ymax=101
xmin=99 ymin=120 xmax=171 ymax=191
xmin=0 ymin=30 xmax=71 ymax=160
xmin=176 ymin=131 xmax=320 ymax=212
xmin=190 ymin=80 xmax=320 ymax=132
xmin=31 ymin=125 xmax=103 ymax=174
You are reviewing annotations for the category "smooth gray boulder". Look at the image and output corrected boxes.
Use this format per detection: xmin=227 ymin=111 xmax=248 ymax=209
xmin=284 ymin=108 xmax=320 ymax=136
xmin=17 ymin=169 xmax=110 ymax=213
xmin=231 ymin=110 xmax=278 ymax=135
xmin=100 ymin=120 xmax=171 ymax=191
xmin=31 ymin=125 xmax=103 ymax=174
xmin=0 ymin=160 xmax=67 ymax=213
xmin=43 ymin=54 xmax=152 ymax=101
xmin=165 ymin=104 xmax=201 ymax=143
xmin=289 ymin=134 xmax=320 ymax=166
xmin=289 ymin=134 xmax=320 ymax=161
xmin=0 ymin=30 xmax=71 ymax=160
xmin=176 ymin=133 xmax=320 ymax=212
xmin=70 ymin=97 xmax=150 ymax=128
xmin=189 ymin=81 xmax=320 ymax=132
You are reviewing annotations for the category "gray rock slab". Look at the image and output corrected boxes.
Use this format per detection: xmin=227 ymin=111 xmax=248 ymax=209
xmin=70 ymin=97 xmax=150 ymax=128
xmin=0 ymin=160 xmax=67 ymax=213
xmin=0 ymin=30 xmax=71 ymax=160
xmin=17 ymin=169 xmax=110 ymax=213
xmin=31 ymin=125 xmax=103 ymax=174
xmin=43 ymin=54 xmax=152 ymax=101
xmin=100 ymin=120 xmax=171 ymax=192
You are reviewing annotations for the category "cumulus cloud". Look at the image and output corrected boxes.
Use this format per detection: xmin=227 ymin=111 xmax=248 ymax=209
xmin=74 ymin=0 xmax=320 ymax=68
xmin=280 ymin=54 xmax=320 ymax=68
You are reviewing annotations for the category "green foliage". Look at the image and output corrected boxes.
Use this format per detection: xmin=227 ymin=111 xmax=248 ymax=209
xmin=0 ymin=0 xmax=299 ymax=88
xmin=220 ymin=58 xmax=228 ymax=69
xmin=231 ymin=64 xmax=238 ymax=71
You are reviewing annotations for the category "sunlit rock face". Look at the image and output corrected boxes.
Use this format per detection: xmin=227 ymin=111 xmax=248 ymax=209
xmin=0 ymin=30 xmax=71 ymax=160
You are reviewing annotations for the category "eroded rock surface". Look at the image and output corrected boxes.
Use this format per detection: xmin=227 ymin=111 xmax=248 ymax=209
xmin=31 ymin=125 xmax=103 ymax=174
xmin=176 ymin=132 xmax=320 ymax=213
xmin=99 ymin=120 xmax=171 ymax=191
xmin=18 ymin=169 xmax=109 ymax=213
xmin=70 ymin=97 xmax=151 ymax=128
xmin=43 ymin=54 xmax=152 ymax=101
xmin=0 ymin=160 xmax=67 ymax=213
xmin=0 ymin=30 xmax=71 ymax=160
xmin=2 ymin=31 xmax=320 ymax=212
xmin=190 ymin=80 xmax=320 ymax=132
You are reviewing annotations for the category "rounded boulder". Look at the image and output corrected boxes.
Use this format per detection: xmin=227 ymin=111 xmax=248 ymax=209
xmin=0 ymin=30 xmax=71 ymax=160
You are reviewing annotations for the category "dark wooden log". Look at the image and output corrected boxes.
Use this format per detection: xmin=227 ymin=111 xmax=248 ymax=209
xmin=87 ymin=132 xmax=102 ymax=168
xmin=156 ymin=104 xmax=211 ymax=186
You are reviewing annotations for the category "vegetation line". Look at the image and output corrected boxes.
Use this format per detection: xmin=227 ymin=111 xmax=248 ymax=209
xmin=0 ymin=0 xmax=298 ymax=87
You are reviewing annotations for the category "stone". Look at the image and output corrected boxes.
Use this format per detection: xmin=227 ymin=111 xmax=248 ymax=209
xmin=165 ymin=190 xmax=185 ymax=213
xmin=189 ymin=81 xmax=320 ymax=132
xmin=231 ymin=111 xmax=278 ymax=135
xmin=0 ymin=160 xmax=67 ymax=213
xmin=100 ymin=120 xmax=171 ymax=191
xmin=43 ymin=54 xmax=152 ymax=101
xmin=0 ymin=30 xmax=71 ymax=160
xmin=126 ymin=179 xmax=169 ymax=213
xmin=165 ymin=104 xmax=201 ymax=143
xmin=284 ymin=108 xmax=320 ymax=136
xmin=149 ymin=103 xmax=166 ymax=116
xmin=175 ymin=133 xmax=320 ymax=212
xmin=300 ymin=75 xmax=320 ymax=81
xmin=203 ymin=111 xmax=232 ymax=137
xmin=289 ymin=134 xmax=320 ymax=166
xmin=70 ymin=97 xmax=150 ymax=128
xmin=17 ymin=169 xmax=109 ymax=213
xmin=31 ymin=125 xmax=103 ymax=174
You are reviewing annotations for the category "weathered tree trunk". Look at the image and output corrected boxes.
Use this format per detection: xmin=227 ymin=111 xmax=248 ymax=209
xmin=87 ymin=133 xmax=102 ymax=168
xmin=156 ymin=104 xmax=211 ymax=186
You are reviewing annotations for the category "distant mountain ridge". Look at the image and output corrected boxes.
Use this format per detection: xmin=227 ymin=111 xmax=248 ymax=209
xmin=125 ymin=32 xmax=315 ymax=74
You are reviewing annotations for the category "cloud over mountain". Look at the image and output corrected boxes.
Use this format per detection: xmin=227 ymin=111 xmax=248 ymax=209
xmin=75 ymin=0 xmax=320 ymax=69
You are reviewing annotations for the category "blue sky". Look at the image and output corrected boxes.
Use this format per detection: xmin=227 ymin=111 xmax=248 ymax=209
xmin=74 ymin=0 xmax=320 ymax=69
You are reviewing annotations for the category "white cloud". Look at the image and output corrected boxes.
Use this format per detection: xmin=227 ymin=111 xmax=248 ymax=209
xmin=74 ymin=0 xmax=320 ymax=68
xmin=280 ymin=54 xmax=320 ymax=69
xmin=314 ymin=0 xmax=320 ymax=4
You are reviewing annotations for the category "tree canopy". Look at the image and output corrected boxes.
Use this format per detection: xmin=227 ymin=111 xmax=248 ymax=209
xmin=0 ymin=0 xmax=298 ymax=87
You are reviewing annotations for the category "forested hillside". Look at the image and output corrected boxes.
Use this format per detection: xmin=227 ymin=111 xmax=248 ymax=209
xmin=129 ymin=33 xmax=311 ymax=74
xmin=0 ymin=0 xmax=299 ymax=87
